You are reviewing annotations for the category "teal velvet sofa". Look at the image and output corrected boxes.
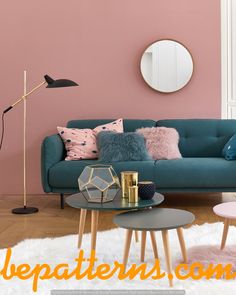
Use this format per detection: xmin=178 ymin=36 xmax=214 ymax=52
xmin=41 ymin=119 xmax=236 ymax=208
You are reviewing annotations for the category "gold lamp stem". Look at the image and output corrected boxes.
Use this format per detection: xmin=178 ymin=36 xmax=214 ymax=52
xmin=23 ymin=71 xmax=27 ymax=208
xmin=22 ymin=73 xmax=46 ymax=208
xmin=11 ymin=72 xmax=45 ymax=214
xmin=12 ymin=80 xmax=46 ymax=108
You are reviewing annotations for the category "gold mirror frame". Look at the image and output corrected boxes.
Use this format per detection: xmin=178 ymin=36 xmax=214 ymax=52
xmin=140 ymin=39 xmax=194 ymax=93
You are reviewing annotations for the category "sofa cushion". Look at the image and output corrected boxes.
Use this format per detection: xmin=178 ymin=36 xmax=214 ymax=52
xmin=154 ymin=157 xmax=236 ymax=189
xmin=136 ymin=127 xmax=182 ymax=160
xmin=67 ymin=119 xmax=156 ymax=132
xmin=222 ymin=133 xmax=236 ymax=160
xmin=57 ymin=119 xmax=123 ymax=161
xmin=49 ymin=160 xmax=155 ymax=188
xmin=97 ymin=131 xmax=152 ymax=162
xmin=157 ymin=119 xmax=236 ymax=157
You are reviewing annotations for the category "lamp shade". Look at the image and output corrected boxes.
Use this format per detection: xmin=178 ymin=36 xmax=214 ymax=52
xmin=44 ymin=75 xmax=78 ymax=88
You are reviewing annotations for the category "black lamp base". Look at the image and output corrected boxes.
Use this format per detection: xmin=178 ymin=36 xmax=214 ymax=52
xmin=12 ymin=207 xmax=39 ymax=214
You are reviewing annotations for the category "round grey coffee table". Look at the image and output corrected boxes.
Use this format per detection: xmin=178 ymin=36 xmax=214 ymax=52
xmin=66 ymin=191 xmax=164 ymax=253
xmin=113 ymin=208 xmax=195 ymax=287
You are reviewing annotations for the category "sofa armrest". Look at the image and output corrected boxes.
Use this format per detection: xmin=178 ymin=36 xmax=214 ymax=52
xmin=41 ymin=134 xmax=65 ymax=193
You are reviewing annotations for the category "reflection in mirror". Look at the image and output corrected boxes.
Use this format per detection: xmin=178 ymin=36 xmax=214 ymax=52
xmin=140 ymin=40 xmax=193 ymax=93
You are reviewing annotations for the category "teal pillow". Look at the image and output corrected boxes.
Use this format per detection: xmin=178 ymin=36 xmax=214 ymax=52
xmin=97 ymin=131 xmax=152 ymax=162
xmin=222 ymin=134 xmax=236 ymax=160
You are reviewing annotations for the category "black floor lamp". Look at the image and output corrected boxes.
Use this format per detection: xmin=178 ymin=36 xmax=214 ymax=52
xmin=0 ymin=71 xmax=78 ymax=214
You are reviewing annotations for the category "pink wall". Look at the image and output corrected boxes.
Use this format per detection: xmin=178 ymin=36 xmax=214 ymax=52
xmin=0 ymin=0 xmax=221 ymax=194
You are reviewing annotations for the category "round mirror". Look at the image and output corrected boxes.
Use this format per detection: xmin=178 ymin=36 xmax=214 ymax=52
xmin=140 ymin=39 xmax=193 ymax=93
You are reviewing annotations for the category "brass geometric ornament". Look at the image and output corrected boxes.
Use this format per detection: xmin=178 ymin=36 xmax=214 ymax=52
xmin=78 ymin=164 xmax=120 ymax=203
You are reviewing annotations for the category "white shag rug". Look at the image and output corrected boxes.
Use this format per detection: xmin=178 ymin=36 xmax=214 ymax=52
xmin=1 ymin=222 xmax=236 ymax=295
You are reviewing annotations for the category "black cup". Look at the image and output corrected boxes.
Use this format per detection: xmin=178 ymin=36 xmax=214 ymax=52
xmin=138 ymin=181 xmax=156 ymax=200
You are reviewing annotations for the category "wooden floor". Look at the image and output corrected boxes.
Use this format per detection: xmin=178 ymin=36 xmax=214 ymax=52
xmin=0 ymin=192 xmax=236 ymax=249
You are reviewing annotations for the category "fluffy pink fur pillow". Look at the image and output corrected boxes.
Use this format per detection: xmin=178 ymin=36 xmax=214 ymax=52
xmin=58 ymin=119 xmax=123 ymax=160
xmin=136 ymin=127 xmax=182 ymax=160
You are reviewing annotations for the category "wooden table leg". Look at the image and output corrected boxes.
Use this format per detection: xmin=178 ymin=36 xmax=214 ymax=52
xmin=123 ymin=229 xmax=133 ymax=270
xmin=135 ymin=231 xmax=139 ymax=243
xmin=162 ymin=230 xmax=173 ymax=287
xmin=141 ymin=231 xmax=147 ymax=262
xmin=91 ymin=210 xmax=99 ymax=252
xmin=95 ymin=210 xmax=99 ymax=234
xmin=176 ymin=227 xmax=187 ymax=263
xmin=150 ymin=231 xmax=158 ymax=259
xmin=78 ymin=209 xmax=87 ymax=248
xmin=221 ymin=218 xmax=230 ymax=250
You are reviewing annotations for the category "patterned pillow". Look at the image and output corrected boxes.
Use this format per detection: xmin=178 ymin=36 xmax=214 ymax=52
xmin=94 ymin=118 xmax=123 ymax=134
xmin=57 ymin=119 xmax=123 ymax=160
xmin=136 ymin=127 xmax=182 ymax=160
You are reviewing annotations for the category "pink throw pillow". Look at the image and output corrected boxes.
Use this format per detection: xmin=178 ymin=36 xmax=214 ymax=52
xmin=136 ymin=127 xmax=182 ymax=160
xmin=57 ymin=119 xmax=123 ymax=160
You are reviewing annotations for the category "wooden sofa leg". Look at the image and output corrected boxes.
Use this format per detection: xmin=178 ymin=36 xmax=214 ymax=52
xmin=60 ymin=193 xmax=65 ymax=209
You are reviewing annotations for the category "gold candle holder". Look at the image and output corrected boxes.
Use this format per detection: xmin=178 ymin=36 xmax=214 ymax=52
xmin=128 ymin=186 xmax=139 ymax=203
xmin=121 ymin=171 xmax=138 ymax=198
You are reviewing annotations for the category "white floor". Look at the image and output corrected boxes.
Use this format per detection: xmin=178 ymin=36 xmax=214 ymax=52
xmin=0 ymin=222 xmax=236 ymax=295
